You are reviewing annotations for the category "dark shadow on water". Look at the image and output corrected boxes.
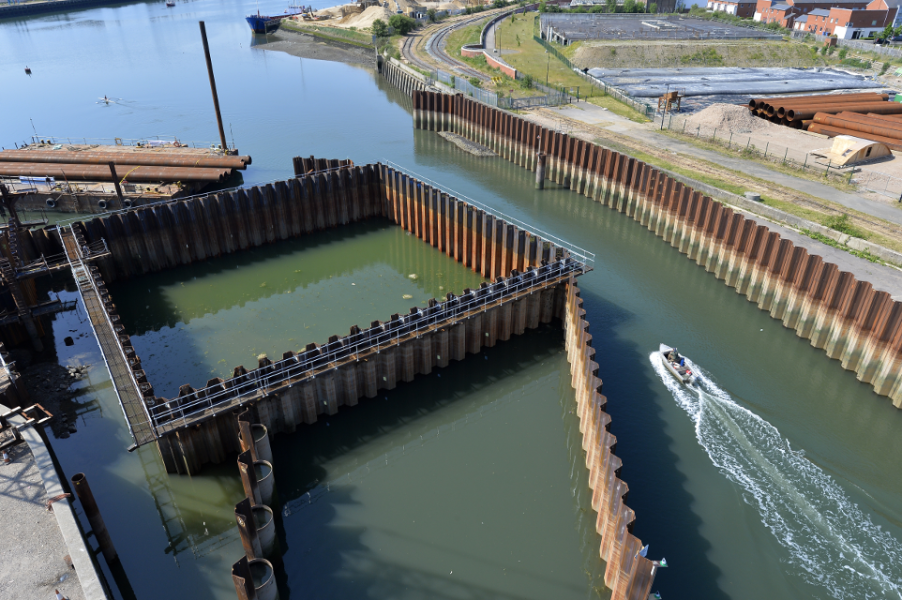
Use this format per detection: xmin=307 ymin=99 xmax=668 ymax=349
xmin=576 ymin=283 xmax=730 ymax=600
xmin=271 ymin=324 xmax=566 ymax=600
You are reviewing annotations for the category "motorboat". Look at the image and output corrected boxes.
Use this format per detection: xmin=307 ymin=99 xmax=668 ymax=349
xmin=659 ymin=344 xmax=696 ymax=385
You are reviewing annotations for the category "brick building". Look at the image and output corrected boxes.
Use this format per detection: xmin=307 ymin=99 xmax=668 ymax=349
xmin=790 ymin=2 xmax=897 ymax=36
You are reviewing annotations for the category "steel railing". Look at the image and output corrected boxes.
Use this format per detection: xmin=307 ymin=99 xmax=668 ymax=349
xmin=149 ymin=258 xmax=584 ymax=430
xmin=383 ymin=161 xmax=596 ymax=267
xmin=58 ymin=226 xmax=155 ymax=445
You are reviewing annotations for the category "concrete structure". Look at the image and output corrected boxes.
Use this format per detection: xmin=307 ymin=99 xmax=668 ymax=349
xmin=0 ymin=402 xmax=109 ymax=600
xmin=811 ymin=135 xmax=891 ymax=164
xmin=540 ymin=14 xmax=780 ymax=44
xmin=414 ymin=89 xmax=902 ymax=410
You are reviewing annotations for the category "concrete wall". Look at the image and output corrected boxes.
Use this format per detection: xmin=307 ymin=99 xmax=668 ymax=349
xmin=562 ymin=278 xmax=657 ymax=600
xmin=413 ymin=90 xmax=902 ymax=408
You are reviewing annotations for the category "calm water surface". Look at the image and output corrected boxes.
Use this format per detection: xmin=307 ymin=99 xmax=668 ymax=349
xmin=109 ymin=221 xmax=485 ymax=396
xmin=4 ymin=2 xmax=902 ymax=600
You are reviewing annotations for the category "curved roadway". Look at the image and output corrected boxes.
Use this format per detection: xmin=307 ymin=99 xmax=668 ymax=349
xmin=401 ymin=12 xmax=507 ymax=83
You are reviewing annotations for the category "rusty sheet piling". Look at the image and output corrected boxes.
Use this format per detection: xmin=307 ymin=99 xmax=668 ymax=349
xmin=70 ymin=472 xmax=118 ymax=563
xmin=412 ymin=89 xmax=902 ymax=411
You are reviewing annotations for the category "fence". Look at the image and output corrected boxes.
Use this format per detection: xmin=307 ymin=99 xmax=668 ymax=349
xmin=789 ymin=30 xmax=902 ymax=58
xmin=532 ymin=32 xmax=656 ymax=117
xmin=660 ymin=112 xmax=902 ymax=199
xmin=432 ymin=68 xmax=501 ymax=106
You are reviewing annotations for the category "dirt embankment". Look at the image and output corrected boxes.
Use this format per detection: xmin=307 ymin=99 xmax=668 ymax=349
xmin=259 ymin=29 xmax=375 ymax=66
xmin=528 ymin=107 xmax=902 ymax=250
xmin=570 ymin=41 xmax=817 ymax=70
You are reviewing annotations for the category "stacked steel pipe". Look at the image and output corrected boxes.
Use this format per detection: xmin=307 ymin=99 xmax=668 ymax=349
xmin=0 ymin=147 xmax=252 ymax=183
xmin=808 ymin=112 xmax=902 ymax=150
xmin=746 ymin=92 xmax=898 ymax=129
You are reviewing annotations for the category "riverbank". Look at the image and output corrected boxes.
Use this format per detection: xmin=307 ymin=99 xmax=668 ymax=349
xmin=259 ymin=28 xmax=375 ymax=66
xmin=0 ymin=0 xmax=125 ymax=18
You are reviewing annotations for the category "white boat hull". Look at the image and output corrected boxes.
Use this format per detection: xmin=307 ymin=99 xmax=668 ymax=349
xmin=659 ymin=343 xmax=695 ymax=385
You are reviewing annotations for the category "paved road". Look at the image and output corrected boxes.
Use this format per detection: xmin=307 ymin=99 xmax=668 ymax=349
xmin=544 ymin=103 xmax=902 ymax=227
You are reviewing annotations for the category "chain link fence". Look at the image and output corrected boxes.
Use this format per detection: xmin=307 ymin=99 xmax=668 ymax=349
xmin=532 ymin=32 xmax=656 ymax=117
xmin=660 ymin=112 xmax=902 ymax=200
xmin=789 ymin=30 xmax=902 ymax=58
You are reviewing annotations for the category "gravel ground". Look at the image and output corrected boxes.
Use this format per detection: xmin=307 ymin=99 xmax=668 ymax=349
xmin=0 ymin=441 xmax=85 ymax=600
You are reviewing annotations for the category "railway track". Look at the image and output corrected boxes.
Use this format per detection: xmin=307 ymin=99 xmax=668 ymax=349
xmin=400 ymin=13 xmax=501 ymax=83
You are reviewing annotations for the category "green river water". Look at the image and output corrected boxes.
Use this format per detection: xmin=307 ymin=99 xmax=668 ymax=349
xmin=3 ymin=2 xmax=902 ymax=599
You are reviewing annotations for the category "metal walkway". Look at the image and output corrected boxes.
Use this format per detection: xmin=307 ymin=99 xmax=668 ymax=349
xmin=58 ymin=225 xmax=157 ymax=447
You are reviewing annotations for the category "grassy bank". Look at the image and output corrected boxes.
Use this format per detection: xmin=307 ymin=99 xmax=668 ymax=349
xmin=280 ymin=20 xmax=374 ymax=48
xmin=595 ymin=135 xmax=902 ymax=255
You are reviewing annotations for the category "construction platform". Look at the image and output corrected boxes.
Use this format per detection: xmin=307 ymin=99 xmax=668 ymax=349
xmin=0 ymin=139 xmax=251 ymax=214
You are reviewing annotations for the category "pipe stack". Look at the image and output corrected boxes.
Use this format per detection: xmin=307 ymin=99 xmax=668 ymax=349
xmin=0 ymin=146 xmax=251 ymax=184
xmin=808 ymin=111 xmax=902 ymax=150
xmin=746 ymin=93 xmax=897 ymax=129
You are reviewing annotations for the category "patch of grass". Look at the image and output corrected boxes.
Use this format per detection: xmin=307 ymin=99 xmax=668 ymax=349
xmin=823 ymin=214 xmax=869 ymax=239
xmin=657 ymin=128 xmax=858 ymax=193
xmin=680 ymin=48 xmax=723 ymax=65
xmin=494 ymin=13 xmax=600 ymax=96
xmin=803 ymin=230 xmax=883 ymax=263
xmin=587 ymin=96 xmax=650 ymax=123
xmin=446 ymin=20 xmax=484 ymax=58
xmin=596 ymin=132 xmax=902 ymax=255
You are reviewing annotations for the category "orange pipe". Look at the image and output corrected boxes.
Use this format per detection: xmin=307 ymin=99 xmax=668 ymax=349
xmin=787 ymin=102 xmax=902 ymax=121
xmin=807 ymin=123 xmax=902 ymax=151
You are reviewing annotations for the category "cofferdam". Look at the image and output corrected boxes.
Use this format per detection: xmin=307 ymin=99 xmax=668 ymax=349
xmin=2 ymin=2 xmax=902 ymax=600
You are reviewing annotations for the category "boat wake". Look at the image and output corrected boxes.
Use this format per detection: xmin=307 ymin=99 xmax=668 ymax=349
xmin=649 ymin=352 xmax=902 ymax=599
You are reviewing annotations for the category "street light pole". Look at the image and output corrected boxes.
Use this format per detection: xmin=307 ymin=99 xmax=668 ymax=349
xmin=545 ymin=50 xmax=550 ymax=88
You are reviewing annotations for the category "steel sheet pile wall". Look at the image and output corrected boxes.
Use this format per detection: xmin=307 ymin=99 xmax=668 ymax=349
xmin=414 ymin=90 xmax=902 ymax=407
xmin=79 ymin=163 xmax=382 ymax=282
xmin=377 ymin=57 xmax=430 ymax=97
xmin=76 ymin=159 xmax=579 ymax=474
xmin=563 ymin=278 xmax=657 ymax=600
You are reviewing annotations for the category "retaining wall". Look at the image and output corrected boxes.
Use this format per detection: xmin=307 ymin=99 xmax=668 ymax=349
xmin=413 ymin=89 xmax=902 ymax=407
xmin=377 ymin=56 xmax=431 ymax=97
xmin=562 ymin=278 xmax=657 ymax=600
xmin=73 ymin=159 xmax=577 ymax=473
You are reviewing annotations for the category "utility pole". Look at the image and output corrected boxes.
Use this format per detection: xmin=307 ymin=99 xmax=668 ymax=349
xmin=545 ymin=50 xmax=550 ymax=88
xmin=199 ymin=21 xmax=229 ymax=153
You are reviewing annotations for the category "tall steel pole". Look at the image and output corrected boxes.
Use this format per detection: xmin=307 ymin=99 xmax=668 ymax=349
xmin=199 ymin=21 xmax=229 ymax=153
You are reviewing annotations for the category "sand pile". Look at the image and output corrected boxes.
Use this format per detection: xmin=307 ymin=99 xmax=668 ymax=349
xmin=684 ymin=103 xmax=772 ymax=133
xmin=337 ymin=5 xmax=393 ymax=29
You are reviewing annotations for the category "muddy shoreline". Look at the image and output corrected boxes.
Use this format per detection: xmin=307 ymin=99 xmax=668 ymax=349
xmin=258 ymin=28 xmax=376 ymax=66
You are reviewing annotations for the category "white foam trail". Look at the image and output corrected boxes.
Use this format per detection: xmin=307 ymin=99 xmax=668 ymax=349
xmin=649 ymin=352 xmax=902 ymax=600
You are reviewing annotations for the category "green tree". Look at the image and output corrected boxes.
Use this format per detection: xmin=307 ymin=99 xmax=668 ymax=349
xmin=389 ymin=14 xmax=416 ymax=34
xmin=493 ymin=0 xmax=506 ymax=7
xmin=838 ymin=47 xmax=847 ymax=59
xmin=605 ymin=0 xmax=616 ymax=11
xmin=426 ymin=7 xmax=437 ymax=22
xmin=648 ymin=2 xmax=657 ymax=12
xmin=623 ymin=0 xmax=635 ymax=11
xmin=371 ymin=18 xmax=388 ymax=37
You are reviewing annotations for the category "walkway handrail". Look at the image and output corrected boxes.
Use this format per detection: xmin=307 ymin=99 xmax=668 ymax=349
xmin=150 ymin=258 xmax=584 ymax=429
xmin=383 ymin=160 xmax=596 ymax=267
